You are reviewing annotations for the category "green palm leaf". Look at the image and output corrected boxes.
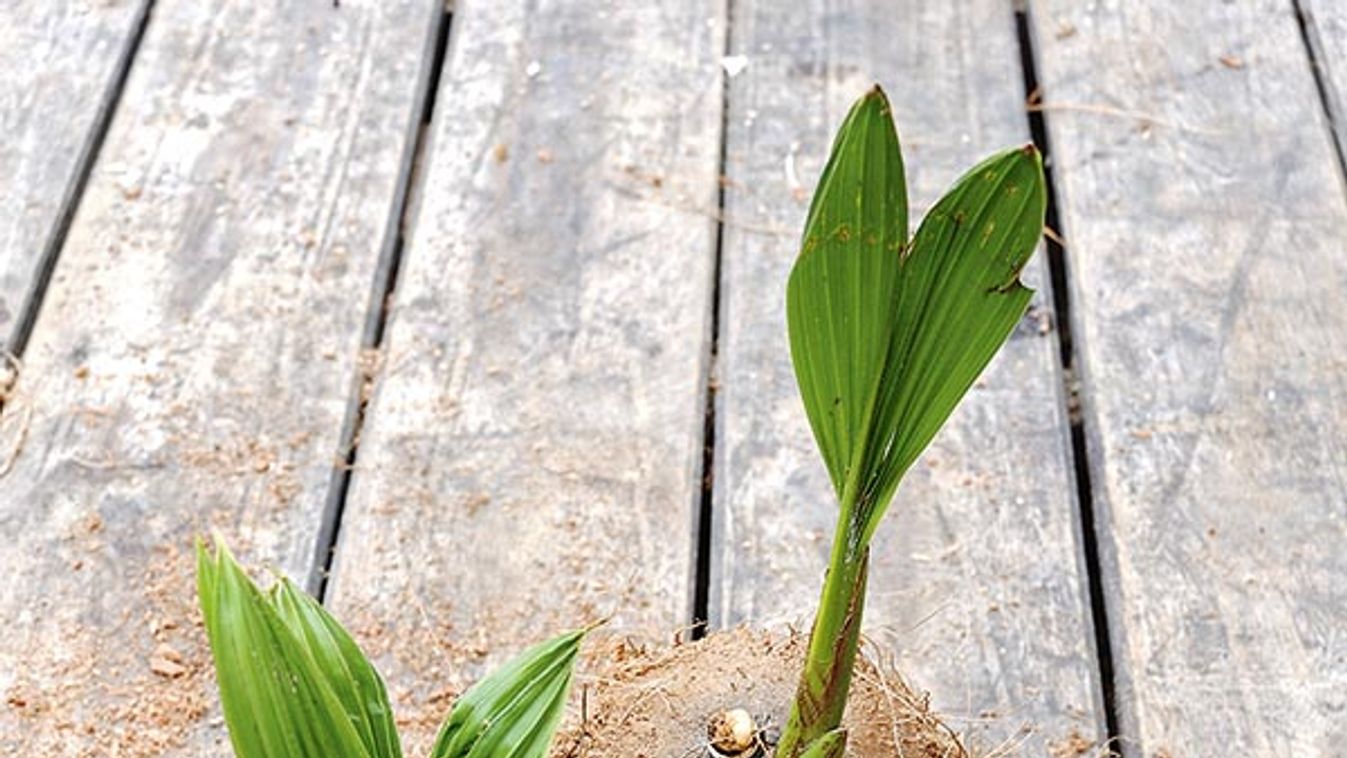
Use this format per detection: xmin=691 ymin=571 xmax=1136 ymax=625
xmin=270 ymin=576 xmax=402 ymax=758
xmin=788 ymin=87 xmax=908 ymax=508
xmin=196 ymin=537 xmax=400 ymax=758
xmin=198 ymin=536 xmax=588 ymax=758
xmin=799 ymin=729 xmax=847 ymax=758
xmin=787 ymin=86 xmax=1045 ymax=549
xmin=428 ymin=628 xmax=588 ymax=758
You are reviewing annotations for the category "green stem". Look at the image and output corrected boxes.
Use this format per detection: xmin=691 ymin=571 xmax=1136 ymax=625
xmin=774 ymin=526 xmax=870 ymax=758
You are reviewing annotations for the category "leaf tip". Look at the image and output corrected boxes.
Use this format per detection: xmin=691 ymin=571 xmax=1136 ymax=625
xmin=858 ymin=84 xmax=892 ymax=120
xmin=581 ymin=617 xmax=611 ymax=635
xmin=1013 ymin=143 xmax=1047 ymax=183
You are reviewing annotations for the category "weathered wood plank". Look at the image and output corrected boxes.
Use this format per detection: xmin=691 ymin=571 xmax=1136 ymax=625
xmin=0 ymin=1 xmax=439 ymax=754
xmin=0 ymin=0 xmax=149 ymax=349
xmin=1302 ymin=0 xmax=1347 ymax=160
xmin=1029 ymin=0 xmax=1347 ymax=754
xmin=324 ymin=0 xmax=725 ymax=751
xmin=710 ymin=1 xmax=1103 ymax=753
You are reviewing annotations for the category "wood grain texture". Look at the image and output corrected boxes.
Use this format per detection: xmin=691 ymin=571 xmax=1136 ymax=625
xmin=324 ymin=0 xmax=725 ymax=750
xmin=0 ymin=0 xmax=438 ymax=753
xmin=0 ymin=0 xmax=149 ymax=349
xmin=1302 ymin=0 xmax=1347 ymax=163
xmin=709 ymin=1 xmax=1103 ymax=753
xmin=1029 ymin=0 xmax=1347 ymax=754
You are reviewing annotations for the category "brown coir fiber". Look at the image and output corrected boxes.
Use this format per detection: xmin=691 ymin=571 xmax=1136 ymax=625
xmin=552 ymin=627 xmax=966 ymax=758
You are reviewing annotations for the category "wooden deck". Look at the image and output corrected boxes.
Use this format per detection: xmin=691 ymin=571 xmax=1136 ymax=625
xmin=1 ymin=1 xmax=1343 ymax=756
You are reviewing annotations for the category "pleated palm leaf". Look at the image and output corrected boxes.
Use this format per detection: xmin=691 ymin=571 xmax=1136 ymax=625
xmin=197 ymin=537 xmax=586 ymax=758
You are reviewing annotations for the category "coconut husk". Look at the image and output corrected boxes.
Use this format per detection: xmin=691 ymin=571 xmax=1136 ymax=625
xmin=552 ymin=627 xmax=966 ymax=758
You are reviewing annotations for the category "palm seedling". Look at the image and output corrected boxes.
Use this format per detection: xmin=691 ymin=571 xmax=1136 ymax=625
xmin=195 ymin=84 xmax=1044 ymax=758
xmin=196 ymin=537 xmax=589 ymax=758
xmin=772 ymin=87 xmax=1046 ymax=757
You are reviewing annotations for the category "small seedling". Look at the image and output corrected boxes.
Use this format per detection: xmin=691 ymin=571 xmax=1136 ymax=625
xmin=773 ymin=87 xmax=1046 ymax=757
xmin=196 ymin=537 xmax=588 ymax=758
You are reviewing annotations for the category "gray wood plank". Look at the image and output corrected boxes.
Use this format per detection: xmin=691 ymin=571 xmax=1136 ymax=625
xmin=0 ymin=0 xmax=149 ymax=349
xmin=324 ymin=0 xmax=726 ymax=751
xmin=1303 ymin=0 xmax=1347 ymax=164
xmin=0 ymin=1 xmax=439 ymax=754
xmin=710 ymin=1 xmax=1104 ymax=753
xmin=1029 ymin=0 xmax=1347 ymax=754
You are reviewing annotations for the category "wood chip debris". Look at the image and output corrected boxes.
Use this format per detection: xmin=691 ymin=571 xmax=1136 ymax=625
xmin=150 ymin=644 xmax=188 ymax=679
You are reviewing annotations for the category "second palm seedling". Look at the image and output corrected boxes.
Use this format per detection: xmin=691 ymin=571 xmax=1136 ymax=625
xmin=196 ymin=537 xmax=588 ymax=758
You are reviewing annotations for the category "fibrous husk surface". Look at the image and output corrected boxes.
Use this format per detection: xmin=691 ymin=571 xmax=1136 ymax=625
xmin=552 ymin=628 xmax=966 ymax=758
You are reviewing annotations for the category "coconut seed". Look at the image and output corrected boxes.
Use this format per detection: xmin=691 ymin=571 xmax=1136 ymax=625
xmin=707 ymin=708 xmax=759 ymax=756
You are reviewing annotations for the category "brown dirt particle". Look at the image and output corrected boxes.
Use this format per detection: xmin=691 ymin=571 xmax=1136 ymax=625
xmin=1049 ymin=729 xmax=1095 ymax=757
xmin=150 ymin=645 xmax=189 ymax=679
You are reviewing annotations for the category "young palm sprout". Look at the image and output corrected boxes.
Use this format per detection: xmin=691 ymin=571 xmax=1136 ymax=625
xmin=774 ymin=87 xmax=1046 ymax=757
xmin=196 ymin=537 xmax=589 ymax=758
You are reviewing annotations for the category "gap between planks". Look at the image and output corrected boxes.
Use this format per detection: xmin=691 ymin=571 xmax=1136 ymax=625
xmin=1292 ymin=0 xmax=1347 ymax=195
xmin=2 ymin=0 xmax=155 ymax=366
xmin=1015 ymin=3 xmax=1123 ymax=750
xmin=690 ymin=0 xmax=736 ymax=640
xmin=310 ymin=6 xmax=455 ymax=599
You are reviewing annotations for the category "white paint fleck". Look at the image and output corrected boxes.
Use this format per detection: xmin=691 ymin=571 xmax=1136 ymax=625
xmin=721 ymin=55 xmax=749 ymax=78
